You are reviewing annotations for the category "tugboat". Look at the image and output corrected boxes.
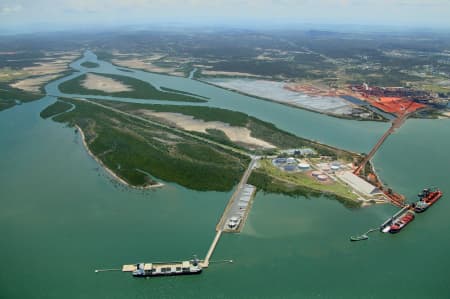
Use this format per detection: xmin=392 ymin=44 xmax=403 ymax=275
xmin=413 ymin=188 xmax=443 ymax=213
xmin=350 ymin=234 xmax=369 ymax=242
xmin=131 ymin=256 xmax=202 ymax=277
xmin=381 ymin=207 xmax=415 ymax=234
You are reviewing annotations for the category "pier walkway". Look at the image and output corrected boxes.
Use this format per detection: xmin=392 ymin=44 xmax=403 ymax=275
xmin=201 ymin=230 xmax=222 ymax=268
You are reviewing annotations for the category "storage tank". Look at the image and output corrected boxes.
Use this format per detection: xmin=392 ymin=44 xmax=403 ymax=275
xmin=317 ymin=174 xmax=328 ymax=181
xmin=312 ymin=171 xmax=322 ymax=177
xmin=286 ymin=157 xmax=296 ymax=164
xmin=331 ymin=165 xmax=340 ymax=171
xmin=298 ymin=163 xmax=310 ymax=170
xmin=274 ymin=158 xmax=287 ymax=164
xmin=284 ymin=165 xmax=296 ymax=171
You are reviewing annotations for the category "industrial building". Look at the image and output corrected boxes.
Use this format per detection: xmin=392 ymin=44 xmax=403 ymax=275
xmin=336 ymin=171 xmax=380 ymax=197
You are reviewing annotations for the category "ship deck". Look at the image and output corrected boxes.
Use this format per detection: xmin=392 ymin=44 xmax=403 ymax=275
xmin=122 ymin=261 xmax=193 ymax=272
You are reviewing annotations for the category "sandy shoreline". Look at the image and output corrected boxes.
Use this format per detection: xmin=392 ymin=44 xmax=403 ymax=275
xmin=75 ymin=125 xmax=164 ymax=190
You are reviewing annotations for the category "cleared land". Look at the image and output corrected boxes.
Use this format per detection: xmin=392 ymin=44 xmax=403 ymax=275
xmin=59 ymin=73 xmax=206 ymax=102
xmin=200 ymin=70 xmax=265 ymax=78
xmin=140 ymin=111 xmax=275 ymax=149
xmin=0 ymin=51 xmax=80 ymax=111
xmin=19 ymin=57 xmax=74 ymax=76
xmin=82 ymin=73 xmax=133 ymax=93
xmin=204 ymin=78 xmax=355 ymax=115
xmin=111 ymin=57 xmax=185 ymax=77
xmin=10 ymin=74 xmax=60 ymax=92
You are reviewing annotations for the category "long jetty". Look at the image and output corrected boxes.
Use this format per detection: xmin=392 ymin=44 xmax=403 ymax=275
xmin=354 ymin=113 xmax=408 ymax=176
xmin=353 ymin=111 xmax=416 ymax=207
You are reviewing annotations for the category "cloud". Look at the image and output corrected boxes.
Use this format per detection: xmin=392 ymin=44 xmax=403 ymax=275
xmin=0 ymin=4 xmax=22 ymax=15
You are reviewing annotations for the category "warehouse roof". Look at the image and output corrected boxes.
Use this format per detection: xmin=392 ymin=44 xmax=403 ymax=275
xmin=337 ymin=171 xmax=380 ymax=196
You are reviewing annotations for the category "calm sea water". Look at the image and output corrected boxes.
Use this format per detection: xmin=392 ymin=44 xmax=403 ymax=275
xmin=1 ymin=53 xmax=449 ymax=298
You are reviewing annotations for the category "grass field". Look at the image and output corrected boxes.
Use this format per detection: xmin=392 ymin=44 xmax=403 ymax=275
xmin=58 ymin=73 xmax=207 ymax=102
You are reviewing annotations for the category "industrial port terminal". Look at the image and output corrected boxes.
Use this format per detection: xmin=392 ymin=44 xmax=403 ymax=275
xmin=96 ymin=99 xmax=442 ymax=278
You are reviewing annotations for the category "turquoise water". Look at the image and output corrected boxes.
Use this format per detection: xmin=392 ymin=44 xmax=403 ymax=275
xmin=1 ymin=53 xmax=449 ymax=298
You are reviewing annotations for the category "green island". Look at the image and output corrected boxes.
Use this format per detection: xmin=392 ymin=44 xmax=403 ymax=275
xmin=80 ymin=61 xmax=100 ymax=68
xmin=47 ymin=98 xmax=250 ymax=191
xmin=58 ymin=72 xmax=207 ymax=102
xmin=42 ymin=97 xmax=364 ymax=206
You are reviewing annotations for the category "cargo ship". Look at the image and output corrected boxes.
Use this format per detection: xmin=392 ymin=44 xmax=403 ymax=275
xmin=413 ymin=188 xmax=443 ymax=213
xmin=125 ymin=256 xmax=202 ymax=277
xmin=380 ymin=206 xmax=415 ymax=234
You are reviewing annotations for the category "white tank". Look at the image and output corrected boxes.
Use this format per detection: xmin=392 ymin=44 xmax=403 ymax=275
xmin=298 ymin=163 xmax=310 ymax=169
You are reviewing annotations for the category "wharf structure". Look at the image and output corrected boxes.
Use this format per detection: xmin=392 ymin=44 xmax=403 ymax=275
xmin=202 ymin=156 xmax=259 ymax=268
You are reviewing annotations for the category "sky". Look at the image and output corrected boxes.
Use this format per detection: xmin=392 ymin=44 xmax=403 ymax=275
xmin=1 ymin=0 xmax=450 ymax=33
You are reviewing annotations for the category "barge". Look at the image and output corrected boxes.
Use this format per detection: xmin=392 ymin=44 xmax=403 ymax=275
xmin=122 ymin=256 xmax=202 ymax=277
xmin=413 ymin=188 xmax=443 ymax=213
